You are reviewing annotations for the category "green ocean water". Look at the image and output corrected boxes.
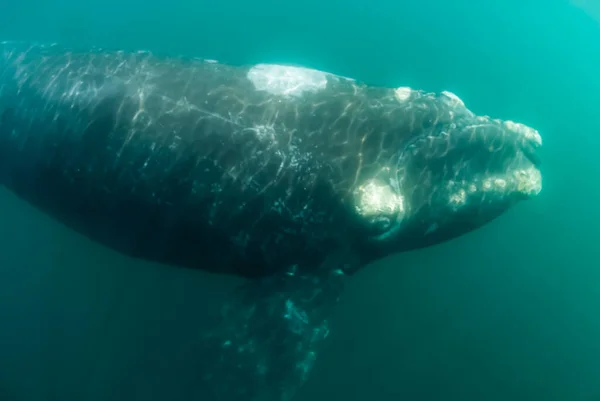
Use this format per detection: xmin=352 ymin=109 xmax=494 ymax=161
xmin=0 ymin=0 xmax=599 ymax=400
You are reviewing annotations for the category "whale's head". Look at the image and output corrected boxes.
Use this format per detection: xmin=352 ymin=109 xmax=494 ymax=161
xmin=353 ymin=88 xmax=542 ymax=256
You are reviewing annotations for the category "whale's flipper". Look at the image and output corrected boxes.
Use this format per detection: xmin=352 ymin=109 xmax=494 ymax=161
xmin=197 ymin=254 xmax=354 ymax=401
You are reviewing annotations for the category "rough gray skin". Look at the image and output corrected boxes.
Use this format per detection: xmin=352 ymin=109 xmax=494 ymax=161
xmin=0 ymin=42 xmax=542 ymax=401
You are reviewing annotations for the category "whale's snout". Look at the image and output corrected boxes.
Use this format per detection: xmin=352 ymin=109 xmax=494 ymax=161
xmin=382 ymin=92 xmax=545 ymax=247
xmin=501 ymin=120 xmax=543 ymax=199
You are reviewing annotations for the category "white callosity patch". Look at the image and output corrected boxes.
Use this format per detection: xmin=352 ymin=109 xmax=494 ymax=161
xmin=354 ymin=180 xmax=405 ymax=218
xmin=247 ymin=64 xmax=329 ymax=97
xmin=481 ymin=177 xmax=509 ymax=193
xmin=448 ymin=165 xmax=542 ymax=210
xmin=504 ymin=120 xmax=543 ymax=146
xmin=354 ymin=179 xmax=407 ymax=241
xmin=440 ymin=90 xmax=465 ymax=108
xmin=394 ymin=86 xmax=413 ymax=102
xmin=448 ymin=188 xmax=468 ymax=207
xmin=440 ymin=90 xmax=476 ymax=119
xmin=512 ymin=166 xmax=542 ymax=196
xmin=480 ymin=167 xmax=542 ymax=197
xmin=448 ymin=182 xmax=477 ymax=211
xmin=394 ymin=87 xmax=475 ymax=118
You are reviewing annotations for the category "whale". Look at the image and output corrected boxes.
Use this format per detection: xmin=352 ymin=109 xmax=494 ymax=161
xmin=0 ymin=42 xmax=542 ymax=401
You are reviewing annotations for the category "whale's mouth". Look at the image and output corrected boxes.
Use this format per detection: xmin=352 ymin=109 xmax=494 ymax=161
xmin=357 ymin=89 xmax=546 ymax=252
xmin=353 ymin=115 xmax=544 ymax=246
xmin=522 ymin=141 xmax=541 ymax=169
xmin=442 ymin=118 xmax=543 ymax=216
xmin=385 ymin=111 xmax=545 ymax=242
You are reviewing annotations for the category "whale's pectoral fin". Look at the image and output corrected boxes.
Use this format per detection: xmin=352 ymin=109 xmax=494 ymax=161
xmin=197 ymin=252 xmax=357 ymax=401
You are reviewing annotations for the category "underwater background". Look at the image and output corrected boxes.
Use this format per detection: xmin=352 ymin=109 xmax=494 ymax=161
xmin=0 ymin=0 xmax=599 ymax=400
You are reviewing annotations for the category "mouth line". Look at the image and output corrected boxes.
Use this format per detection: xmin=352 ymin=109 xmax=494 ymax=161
xmin=504 ymin=120 xmax=542 ymax=168
xmin=521 ymin=144 xmax=542 ymax=168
